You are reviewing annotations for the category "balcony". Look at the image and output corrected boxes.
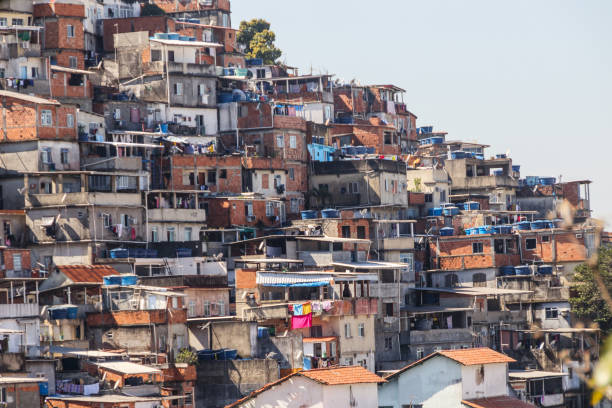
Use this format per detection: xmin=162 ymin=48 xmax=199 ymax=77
xmin=0 ymin=303 xmax=39 ymax=318
xmin=452 ymin=175 xmax=519 ymax=191
xmin=409 ymin=328 xmax=474 ymax=345
xmin=81 ymin=157 xmax=142 ymax=172
xmin=168 ymin=62 xmax=215 ymax=76
xmin=148 ymin=208 xmax=207 ymax=223
xmin=26 ymin=192 xmax=142 ymax=208
xmin=377 ymin=236 xmax=414 ymax=251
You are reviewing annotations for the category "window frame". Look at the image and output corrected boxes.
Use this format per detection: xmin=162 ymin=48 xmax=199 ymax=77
xmin=526 ymin=238 xmax=537 ymax=250
xmin=66 ymin=24 xmax=75 ymax=38
xmin=472 ymin=242 xmax=484 ymax=254
xmin=41 ymin=110 xmax=53 ymax=127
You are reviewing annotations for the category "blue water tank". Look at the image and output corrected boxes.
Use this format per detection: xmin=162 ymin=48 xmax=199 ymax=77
xmin=321 ymin=209 xmax=340 ymax=219
xmin=443 ymin=207 xmax=459 ymax=216
xmin=103 ymin=275 xmax=122 ymax=286
xmin=451 ymin=151 xmax=467 ymax=159
xmin=478 ymin=225 xmax=495 ymax=235
xmin=109 ymin=248 xmax=128 ymax=259
xmin=301 ymin=210 xmax=317 ymax=220
xmin=465 ymin=228 xmax=474 ymax=235
xmin=496 ymin=154 xmax=507 ymax=159
xmin=121 ymin=275 xmax=138 ymax=286
xmin=537 ymin=265 xmax=553 ymax=275
xmin=464 ymin=201 xmax=480 ymax=211
xmin=431 ymin=208 xmax=443 ymax=217
xmin=440 ymin=227 xmax=454 ymax=236
xmin=512 ymin=165 xmax=521 ymax=172
xmin=531 ymin=221 xmax=548 ymax=230
xmin=431 ymin=137 xmax=444 ymax=144
xmin=540 ymin=177 xmax=556 ymax=186
xmin=525 ymin=176 xmax=540 ymax=187
xmin=514 ymin=221 xmax=532 ymax=231
xmin=500 ymin=266 xmax=516 ymax=276
xmin=167 ymin=33 xmax=180 ymax=40
xmin=515 ymin=265 xmax=531 ymax=276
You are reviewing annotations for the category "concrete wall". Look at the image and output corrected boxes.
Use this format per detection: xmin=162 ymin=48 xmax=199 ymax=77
xmin=378 ymin=355 xmax=463 ymax=408
xmin=195 ymin=359 xmax=279 ymax=408
xmin=461 ymin=362 xmax=508 ymax=400
xmin=534 ymin=301 xmax=571 ymax=329
xmin=188 ymin=321 xmax=257 ymax=358
xmin=256 ymin=333 xmax=303 ymax=370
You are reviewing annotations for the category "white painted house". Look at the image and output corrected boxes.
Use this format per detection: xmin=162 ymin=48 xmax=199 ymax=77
xmin=377 ymin=348 xmax=536 ymax=408
xmin=226 ymin=366 xmax=386 ymax=408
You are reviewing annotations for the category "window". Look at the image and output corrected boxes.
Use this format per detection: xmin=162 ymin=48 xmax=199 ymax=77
xmin=358 ymin=323 xmax=365 ymax=337
xmin=542 ymin=235 xmax=550 ymax=243
xmin=473 ymin=273 xmax=487 ymax=287
xmin=424 ymin=194 xmax=433 ymax=203
xmin=207 ymin=171 xmax=216 ymax=185
xmin=276 ymin=135 xmax=284 ymax=148
xmin=416 ymin=347 xmax=424 ymax=359
xmin=439 ymin=190 xmax=446 ymax=203
xmin=384 ymin=131 xmax=393 ymax=144
xmin=69 ymin=56 xmax=77 ymax=69
xmin=203 ymin=301 xmax=210 ymax=317
xmin=472 ymin=242 xmax=484 ymax=253
xmin=288 ymin=167 xmax=294 ymax=180
xmin=526 ymin=238 xmax=537 ymax=250
xmin=151 ymin=49 xmax=161 ymax=61
xmin=218 ymin=299 xmax=225 ymax=315
xmin=41 ymin=110 xmax=52 ymax=126
xmin=12 ymin=254 xmax=22 ymax=271
xmin=60 ymin=148 xmax=69 ymax=164
xmin=151 ymin=226 xmax=159 ymax=242
xmin=290 ymin=198 xmax=299 ymax=213
xmin=167 ymin=227 xmax=176 ymax=242
xmin=174 ymin=83 xmax=183 ymax=96
xmin=113 ymin=108 xmax=121 ymax=120
xmin=385 ymin=302 xmax=394 ymax=317
xmin=342 ymin=226 xmax=351 ymax=238
xmin=12 ymin=18 xmax=23 ymax=26
xmin=31 ymin=67 xmax=39 ymax=79
xmin=289 ymin=135 xmax=297 ymax=148
xmin=445 ymin=273 xmax=459 ymax=287
xmin=545 ymin=307 xmax=559 ymax=319
xmin=168 ymin=50 xmax=175 ymax=62
xmin=219 ymin=169 xmax=227 ymax=179
xmin=266 ymin=201 xmax=275 ymax=217
xmin=187 ymin=300 xmax=196 ymax=317
xmin=66 ymin=113 xmax=74 ymax=129
xmin=357 ymin=226 xmax=366 ymax=239
xmin=344 ymin=323 xmax=352 ymax=338
xmin=184 ymin=227 xmax=193 ymax=241
xmin=102 ymin=213 xmax=111 ymax=228
xmin=41 ymin=147 xmax=52 ymax=163
xmin=384 ymin=337 xmax=393 ymax=350
xmin=0 ymin=18 xmax=6 ymax=27
xmin=67 ymin=24 xmax=74 ymax=38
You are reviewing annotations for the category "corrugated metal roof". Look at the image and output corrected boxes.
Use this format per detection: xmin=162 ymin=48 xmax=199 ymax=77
xmin=57 ymin=265 xmax=118 ymax=284
xmin=256 ymin=272 xmax=333 ymax=285
xmin=97 ymin=361 xmax=161 ymax=375
xmin=0 ymin=90 xmax=60 ymax=105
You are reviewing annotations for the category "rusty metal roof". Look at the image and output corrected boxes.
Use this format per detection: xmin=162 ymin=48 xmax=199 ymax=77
xmin=57 ymin=265 xmax=118 ymax=284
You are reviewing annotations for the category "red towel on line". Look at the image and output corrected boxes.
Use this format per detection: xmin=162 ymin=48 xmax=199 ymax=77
xmin=291 ymin=314 xmax=312 ymax=329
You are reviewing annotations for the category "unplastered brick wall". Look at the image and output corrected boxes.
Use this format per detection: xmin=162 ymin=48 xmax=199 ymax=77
xmin=333 ymin=87 xmax=367 ymax=115
xmin=521 ymin=231 xmax=587 ymax=263
xmin=2 ymin=249 xmax=31 ymax=274
xmin=204 ymin=198 xmax=281 ymax=228
xmin=169 ymin=155 xmax=242 ymax=192
xmin=1 ymin=97 xmax=77 ymax=142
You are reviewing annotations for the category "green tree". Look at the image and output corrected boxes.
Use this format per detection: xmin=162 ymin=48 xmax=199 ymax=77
xmin=237 ymin=19 xmax=282 ymax=64
xmin=175 ymin=348 xmax=198 ymax=366
xmin=141 ymin=3 xmax=165 ymax=16
xmin=569 ymin=245 xmax=612 ymax=334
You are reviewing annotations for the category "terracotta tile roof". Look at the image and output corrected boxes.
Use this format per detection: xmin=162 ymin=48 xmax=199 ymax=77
xmin=57 ymin=265 xmax=118 ymax=284
xmin=438 ymin=348 xmax=515 ymax=366
xmin=385 ymin=348 xmax=515 ymax=381
xmin=224 ymin=367 xmax=385 ymax=408
xmin=300 ymin=366 xmax=386 ymax=385
xmin=462 ymin=396 xmax=536 ymax=408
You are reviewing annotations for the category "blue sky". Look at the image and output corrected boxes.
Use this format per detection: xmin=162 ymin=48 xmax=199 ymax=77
xmin=233 ymin=0 xmax=612 ymax=226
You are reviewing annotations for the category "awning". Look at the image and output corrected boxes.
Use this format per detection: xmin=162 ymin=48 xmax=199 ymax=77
xmin=257 ymin=272 xmax=333 ymax=287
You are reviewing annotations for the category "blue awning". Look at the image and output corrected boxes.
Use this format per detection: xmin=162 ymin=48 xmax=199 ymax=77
xmin=262 ymin=281 xmax=330 ymax=288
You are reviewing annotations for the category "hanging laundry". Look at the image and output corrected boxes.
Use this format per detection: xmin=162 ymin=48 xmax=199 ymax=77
xmin=293 ymin=303 xmax=304 ymax=316
xmin=291 ymin=313 xmax=312 ymax=329
xmin=302 ymin=302 xmax=312 ymax=315
xmin=130 ymin=227 xmax=136 ymax=240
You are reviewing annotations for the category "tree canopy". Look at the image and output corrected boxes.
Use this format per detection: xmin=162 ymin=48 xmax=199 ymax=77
xmin=237 ymin=19 xmax=282 ymax=64
xmin=569 ymin=245 xmax=612 ymax=334
xmin=141 ymin=3 xmax=165 ymax=17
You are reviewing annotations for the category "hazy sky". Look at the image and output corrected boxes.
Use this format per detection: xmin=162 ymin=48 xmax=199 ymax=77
xmin=233 ymin=0 xmax=612 ymax=226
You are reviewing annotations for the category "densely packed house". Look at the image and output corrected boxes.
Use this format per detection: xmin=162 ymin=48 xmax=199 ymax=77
xmin=0 ymin=0 xmax=602 ymax=407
